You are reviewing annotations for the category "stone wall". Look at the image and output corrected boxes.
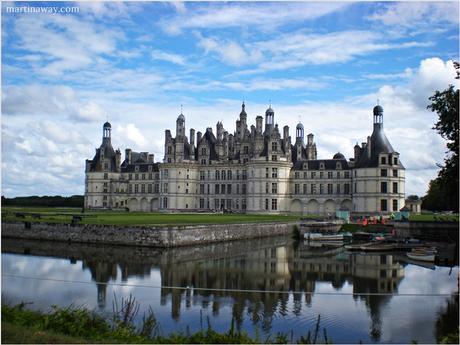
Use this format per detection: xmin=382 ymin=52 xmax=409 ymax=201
xmin=1 ymin=221 xmax=299 ymax=248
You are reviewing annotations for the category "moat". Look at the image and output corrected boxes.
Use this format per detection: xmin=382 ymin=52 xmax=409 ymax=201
xmin=2 ymin=236 xmax=458 ymax=344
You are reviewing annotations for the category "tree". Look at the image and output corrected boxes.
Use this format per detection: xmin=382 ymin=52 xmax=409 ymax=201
xmin=423 ymin=62 xmax=459 ymax=211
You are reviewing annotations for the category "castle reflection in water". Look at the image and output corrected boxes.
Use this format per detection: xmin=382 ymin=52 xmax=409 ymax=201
xmin=3 ymin=237 xmax=405 ymax=341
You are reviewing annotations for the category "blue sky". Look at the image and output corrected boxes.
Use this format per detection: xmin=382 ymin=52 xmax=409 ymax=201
xmin=2 ymin=1 xmax=459 ymax=197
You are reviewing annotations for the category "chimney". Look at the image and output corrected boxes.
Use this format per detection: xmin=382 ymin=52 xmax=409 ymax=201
xmin=256 ymin=116 xmax=263 ymax=134
xmin=190 ymin=128 xmax=195 ymax=147
xmin=283 ymin=125 xmax=289 ymax=140
xmin=367 ymin=136 xmax=371 ymax=158
xmin=125 ymin=149 xmax=132 ymax=164
xmin=354 ymin=143 xmax=361 ymax=161
xmin=148 ymin=154 xmax=154 ymax=163
xmin=197 ymin=131 xmax=202 ymax=145
xmin=115 ymin=149 xmax=121 ymax=171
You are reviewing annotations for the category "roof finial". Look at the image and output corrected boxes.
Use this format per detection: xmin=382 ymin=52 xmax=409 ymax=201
xmin=242 ymin=101 xmax=245 ymax=109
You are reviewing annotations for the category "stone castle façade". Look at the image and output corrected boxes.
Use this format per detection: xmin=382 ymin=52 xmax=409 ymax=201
xmin=84 ymin=103 xmax=405 ymax=215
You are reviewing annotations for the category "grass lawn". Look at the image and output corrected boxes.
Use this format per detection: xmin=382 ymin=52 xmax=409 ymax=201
xmin=1 ymin=206 xmax=301 ymax=226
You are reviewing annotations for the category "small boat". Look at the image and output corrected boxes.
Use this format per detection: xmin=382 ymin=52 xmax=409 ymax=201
xmin=305 ymin=233 xmax=344 ymax=241
xmin=406 ymin=247 xmax=437 ymax=262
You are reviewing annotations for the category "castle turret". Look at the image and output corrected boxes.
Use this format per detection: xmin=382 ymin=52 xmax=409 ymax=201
xmin=264 ymin=106 xmax=274 ymax=135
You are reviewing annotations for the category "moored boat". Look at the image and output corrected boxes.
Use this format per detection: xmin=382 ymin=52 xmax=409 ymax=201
xmin=406 ymin=247 xmax=437 ymax=262
xmin=305 ymin=233 xmax=344 ymax=241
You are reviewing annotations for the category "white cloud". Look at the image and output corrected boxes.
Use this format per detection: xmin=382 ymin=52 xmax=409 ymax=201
xmin=369 ymin=2 xmax=459 ymax=28
xmin=151 ymin=49 xmax=186 ymax=65
xmin=11 ymin=13 xmax=122 ymax=76
xmin=115 ymin=124 xmax=149 ymax=150
xmin=160 ymin=2 xmax=350 ymax=35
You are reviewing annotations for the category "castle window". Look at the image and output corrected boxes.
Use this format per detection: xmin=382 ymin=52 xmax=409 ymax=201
xmin=294 ymin=184 xmax=300 ymax=194
xmin=148 ymin=165 xmax=152 ymax=172
xmin=354 ymin=183 xmax=357 ymax=193
xmin=327 ymin=183 xmax=333 ymax=194
xmin=215 ymin=170 xmax=220 ymax=180
xmin=337 ymin=184 xmax=341 ymax=194
xmin=237 ymin=184 xmax=240 ymax=194
xmin=320 ymin=172 xmax=324 ymax=179
xmin=303 ymin=184 xmax=307 ymax=194
xmin=271 ymin=155 xmax=277 ymax=161
xmin=244 ymin=146 xmax=249 ymax=154
xmin=381 ymin=156 xmax=387 ymax=165
xmin=266 ymin=183 xmax=269 ymax=194
xmin=243 ymin=158 xmax=248 ymax=163
xmin=186 ymin=189 xmax=188 ymax=194
xmin=393 ymin=157 xmax=398 ymax=165
xmin=336 ymin=162 xmax=341 ymax=170
xmin=311 ymin=184 xmax=316 ymax=194
xmin=295 ymin=172 xmax=300 ymax=179
xmin=129 ymin=184 xmax=132 ymax=193
xmin=242 ymin=199 xmax=246 ymax=210
xmin=163 ymin=197 xmax=168 ymax=208
xmin=393 ymin=169 xmax=398 ymax=177
xmin=155 ymin=184 xmax=159 ymax=193
xmin=272 ymin=183 xmax=277 ymax=194
xmin=381 ymin=199 xmax=388 ymax=211
xmin=304 ymin=172 xmax=308 ymax=179
xmin=242 ymin=170 xmax=247 ymax=180
xmin=200 ymin=198 xmax=205 ymax=208
xmin=104 ymin=162 xmax=109 ymax=170
xmin=337 ymin=171 xmax=340 ymax=179
xmin=265 ymin=199 xmax=269 ymax=210
xmin=320 ymin=162 xmax=325 ymax=169
xmin=242 ymin=184 xmax=246 ymax=194
xmin=207 ymin=184 xmax=210 ymax=194
xmin=272 ymin=168 xmax=278 ymax=178
xmin=135 ymin=184 xmax=139 ymax=193
xmin=168 ymin=158 xmax=171 ymax=163
xmin=271 ymin=199 xmax=278 ymax=210
xmin=320 ymin=184 xmax=324 ymax=194
xmin=381 ymin=182 xmax=387 ymax=193
xmin=271 ymin=142 xmax=278 ymax=152
xmin=392 ymin=199 xmax=398 ymax=211
xmin=221 ymin=170 xmax=226 ymax=180
xmin=311 ymin=172 xmax=316 ymax=179
xmin=381 ymin=169 xmax=387 ymax=177
xmin=228 ymin=170 xmax=232 ymax=179
xmin=393 ymin=182 xmax=398 ymax=193
xmin=104 ymin=173 xmax=108 ymax=180
xmin=135 ymin=174 xmax=139 ymax=180
xmin=103 ymin=188 xmax=107 ymax=193
xmin=149 ymin=173 xmax=153 ymax=180
xmin=148 ymin=184 xmax=152 ymax=193
xmin=201 ymin=159 xmax=206 ymax=164
xmin=215 ymin=185 xmax=220 ymax=194
xmin=129 ymin=173 xmax=132 ymax=180
xmin=328 ymin=172 xmax=333 ymax=179
xmin=227 ymin=184 xmax=232 ymax=193
xmin=200 ymin=171 xmax=205 ymax=180
xmin=135 ymin=166 xmax=139 ymax=172
xmin=141 ymin=184 xmax=145 ymax=193
xmin=344 ymin=183 xmax=350 ymax=194
xmin=266 ymin=168 xmax=269 ymax=178
xmin=237 ymin=170 xmax=241 ymax=180
xmin=142 ymin=173 xmax=145 ymax=180
xmin=303 ymin=163 xmax=308 ymax=170
xmin=344 ymin=171 xmax=350 ymax=178
xmin=168 ymin=146 xmax=172 ymax=154
xmin=200 ymin=184 xmax=205 ymax=194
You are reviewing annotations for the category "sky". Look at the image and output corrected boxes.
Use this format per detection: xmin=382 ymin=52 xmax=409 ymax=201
xmin=1 ymin=1 xmax=459 ymax=197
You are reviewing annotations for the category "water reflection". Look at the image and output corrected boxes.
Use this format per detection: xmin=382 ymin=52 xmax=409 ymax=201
xmin=2 ymin=237 xmax=458 ymax=343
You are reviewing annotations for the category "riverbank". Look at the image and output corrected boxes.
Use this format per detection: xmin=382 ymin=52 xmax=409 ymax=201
xmin=2 ymin=303 xmax=329 ymax=344
xmin=1 ymin=221 xmax=299 ymax=247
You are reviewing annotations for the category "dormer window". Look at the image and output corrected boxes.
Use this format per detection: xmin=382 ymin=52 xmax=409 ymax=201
xmin=135 ymin=166 xmax=139 ymax=172
xmin=201 ymin=147 xmax=207 ymax=155
xmin=319 ymin=162 xmax=325 ymax=170
xmin=303 ymin=163 xmax=308 ymax=170
xmin=271 ymin=142 xmax=277 ymax=152
xmin=167 ymin=146 xmax=172 ymax=155
xmin=336 ymin=162 xmax=342 ymax=170
xmin=393 ymin=157 xmax=398 ymax=165
xmin=381 ymin=156 xmax=387 ymax=165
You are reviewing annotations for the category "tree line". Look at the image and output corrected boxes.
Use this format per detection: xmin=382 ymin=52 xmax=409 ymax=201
xmin=1 ymin=195 xmax=84 ymax=208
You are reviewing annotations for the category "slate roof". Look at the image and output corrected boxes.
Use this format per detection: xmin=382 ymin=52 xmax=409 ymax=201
xmin=292 ymin=159 xmax=350 ymax=170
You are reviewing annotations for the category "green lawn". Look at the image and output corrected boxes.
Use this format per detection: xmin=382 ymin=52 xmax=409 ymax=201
xmin=1 ymin=206 xmax=301 ymax=226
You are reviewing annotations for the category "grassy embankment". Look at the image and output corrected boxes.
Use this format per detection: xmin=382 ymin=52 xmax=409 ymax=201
xmin=1 ymin=206 xmax=304 ymax=226
xmin=2 ymin=302 xmax=329 ymax=344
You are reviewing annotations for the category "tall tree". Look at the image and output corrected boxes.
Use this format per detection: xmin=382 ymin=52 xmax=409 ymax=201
xmin=423 ymin=62 xmax=459 ymax=211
